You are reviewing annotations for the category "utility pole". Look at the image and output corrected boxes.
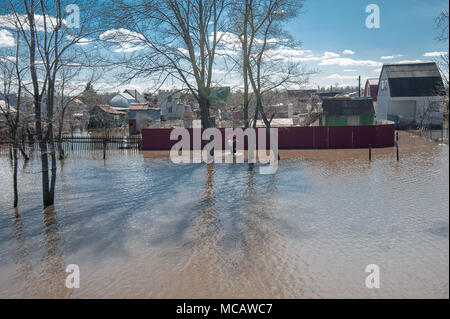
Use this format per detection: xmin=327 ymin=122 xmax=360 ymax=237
xmin=358 ymin=76 xmax=361 ymax=97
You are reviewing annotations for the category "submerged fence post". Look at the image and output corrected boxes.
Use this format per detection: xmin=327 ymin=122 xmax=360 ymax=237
xmin=396 ymin=131 xmax=399 ymax=161
xmin=369 ymin=144 xmax=372 ymax=161
xmin=103 ymin=138 xmax=106 ymax=160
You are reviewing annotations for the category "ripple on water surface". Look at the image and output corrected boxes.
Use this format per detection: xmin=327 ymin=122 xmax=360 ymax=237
xmin=0 ymin=133 xmax=448 ymax=298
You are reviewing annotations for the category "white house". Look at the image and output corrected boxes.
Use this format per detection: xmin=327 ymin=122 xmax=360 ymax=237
xmin=157 ymin=90 xmax=191 ymax=120
xmin=109 ymin=92 xmax=137 ymax=111
xmin=377 ymin=62 xmax=445 ymax=128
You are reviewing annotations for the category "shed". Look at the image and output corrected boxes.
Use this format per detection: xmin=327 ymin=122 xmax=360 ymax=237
xmin=321 ymin=97 xmax=375 ymax=126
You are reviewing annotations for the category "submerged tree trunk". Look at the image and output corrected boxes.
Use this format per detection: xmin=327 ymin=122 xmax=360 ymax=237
xmin=47 ymin=81 xmax=57 ymax=207
xmin=57 ymin=108 xmax=66 ymax=160
xmin=13 ymin=144 xmax=18 ymax=208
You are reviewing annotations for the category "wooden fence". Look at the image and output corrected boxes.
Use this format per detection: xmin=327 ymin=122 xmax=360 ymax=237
xmin=0 ymin=136 xmax=142 ymax=156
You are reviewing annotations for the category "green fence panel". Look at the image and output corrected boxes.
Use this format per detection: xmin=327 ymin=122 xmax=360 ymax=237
xmin=359 ymin=115 xmax=374 ymax=126
xmin=325 ymin=116 xmax=347 ymax=126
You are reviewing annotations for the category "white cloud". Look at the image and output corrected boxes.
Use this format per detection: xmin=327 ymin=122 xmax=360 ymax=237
xmin=343 ymin=69 xmax=357 ymax=72
xmin=0 ymin=14 xmax=63 ymax=33
xmin=423 ymin=51 xmax=448 ymax=57
xmin=380 ymin=54 xmax=403 ymax=60
xmin=292 ymin=51 xmax=340 ymax=62
xmin=113 ymin=43 xmax=146 ymax=53
xmin=66 ymin=35 xmax=91 ymax=46
xmin=373 ymin=68 xmax=382 ymax=73
xmin=99 ymin=28 xmax=146 ymax=53
xmin=0 ymin=55 xmax=16 ymax=63
xmin=0 ymin=29 xmax=14 ymax=47
xmin=342 ymin=49 xmax=355 ymax=55
xmin=327 ymin=73 xmax=359 ymax=80
xmin=397 ymin=59 xmax=425 ymax=64
xmin=99 ymin=28 xmax=145 ymax=43
xmin=319 ymin=58 xmax=382 ymax=67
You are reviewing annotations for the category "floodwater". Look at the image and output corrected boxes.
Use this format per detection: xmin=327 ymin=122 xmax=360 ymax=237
xmin=0 ymin=132 xmax=448 ymax=298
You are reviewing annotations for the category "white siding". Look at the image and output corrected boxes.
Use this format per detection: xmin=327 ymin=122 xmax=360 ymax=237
xmin=376 ymin=69 xmax=390 ymax=121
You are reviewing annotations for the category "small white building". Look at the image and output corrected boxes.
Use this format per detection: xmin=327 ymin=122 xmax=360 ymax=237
xmin=377 ymin=62 xmax=445 ymax=128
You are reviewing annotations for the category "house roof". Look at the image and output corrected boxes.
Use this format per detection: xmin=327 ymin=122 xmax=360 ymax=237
xmin=98 ymin=105 xmax=126 ymax=115
xmin=382 ymin=62 xmax=441 ymax=78
xmin=109 ymin=92 xmax=136 ymax=108
xmin=129 ymin=103 xmax=149 ymax=110
xmin=256 ymin=118 xmax=294 ymax=127
xmin=123 ymin=89 xmax=147 ymax=104
xmin=322 ymin=97 xmax=375 ymax=116
xmin=380 ymin=62 xmax=444 ymax=97
xmin=366 ymin=78 xmax=379 ymax=86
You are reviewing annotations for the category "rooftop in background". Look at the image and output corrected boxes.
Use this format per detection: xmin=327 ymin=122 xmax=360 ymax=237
xmin=98 ymin=105 xmax=126 ymax=115
xmin=128 ymin=103 xmax=149 ymax=111
xmin=256 ymin=118 xmax=294 ymax=127
xmin=322 ymin=97 xmax=375 ymax=116
xmin=123 ymin=89 xmax=147 ymax=104
xmin=210 ymin=87 xmax=230 ymax=104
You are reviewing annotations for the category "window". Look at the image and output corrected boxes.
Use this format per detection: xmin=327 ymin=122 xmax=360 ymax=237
xmin=168 ymin=106 xmax=173 ymax=113
xmin=380 ymin=79 xmax=388 ymax=91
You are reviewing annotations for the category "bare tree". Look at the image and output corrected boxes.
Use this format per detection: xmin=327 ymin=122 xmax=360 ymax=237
xmin=104 ymin=0 xmax=229 ymax=129
xmin=228 ymin=0 xmax=312 ymax=129
xmin=434 ymin=9 xmax=449 ymax=118
xmin=5 ymin=0 xmax=100 ymax=208
xmin=0 ymin=28 xmax=24 ymax=208
xmin=54 ymin=65 xmax=86 ymax=159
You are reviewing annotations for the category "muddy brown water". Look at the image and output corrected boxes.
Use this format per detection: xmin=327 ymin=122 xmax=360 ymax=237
xmin=0 ymin=132 xmax=448 ymax=298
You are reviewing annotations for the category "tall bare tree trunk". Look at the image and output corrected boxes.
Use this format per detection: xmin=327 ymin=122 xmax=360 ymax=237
xmin=13 ymin=144 xmax=18 ymax=208
xmin=199 ymin=91 xmax=212 ymax=129
xmin=243 ymin=0 xmax=250 ymax=128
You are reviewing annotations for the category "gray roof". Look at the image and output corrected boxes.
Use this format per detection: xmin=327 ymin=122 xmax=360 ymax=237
xmin=124 ymin=89 xmax=146 ymax=103
xmin=109 ymin=92 xmax=136 ymax=109
xmin=382 ymin=62 xmax=441 ymax=79
xmin=322 ymin=97 xmax=375 ymax=116
xmin=381 ymin=62 xmax=444 ymax=97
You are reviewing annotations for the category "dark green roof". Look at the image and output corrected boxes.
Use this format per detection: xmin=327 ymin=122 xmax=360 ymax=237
xmin=322 ymin=97 xmax=375 ymax=116
xmin=209 ymin=87 xmax=230 ymax=104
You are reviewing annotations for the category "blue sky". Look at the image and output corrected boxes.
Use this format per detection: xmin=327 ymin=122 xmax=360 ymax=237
xmin=285 ymin=0 xmax=449 ymax=88
xmin=0 ymin=0 xmax=448 ymax=93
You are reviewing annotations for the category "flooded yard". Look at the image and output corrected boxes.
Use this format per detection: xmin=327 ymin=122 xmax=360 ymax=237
xmin=0 ymin=132 xmax=448 ymax=298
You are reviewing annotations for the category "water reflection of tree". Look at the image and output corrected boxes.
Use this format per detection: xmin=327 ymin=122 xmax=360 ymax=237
xmin=13 ymin=211 xmax=33 ymax=296
xmin=196 ymin=163 xmax=220 ymax=241
xmin=39 ymin=207 xmax=67 ymax=298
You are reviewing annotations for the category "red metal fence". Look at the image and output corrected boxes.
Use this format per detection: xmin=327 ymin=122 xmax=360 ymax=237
xmin=141 ymin=124 xmax=395 ymax=150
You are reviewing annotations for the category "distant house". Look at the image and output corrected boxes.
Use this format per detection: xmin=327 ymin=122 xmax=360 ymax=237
xmin=364 ymin=78 xmax=379 ymax=117
xmin=364 ymin=78 xmax=379 ymax=101
xmin=89 ymin=105 xmax=126 ymax=128
xmin=377 ymin=62 xmax=445 ymax=128
xmin=321 ymin=97 xmax=375 ymax=126
xmin=127 ymin=103 xmax=160 ymax=134
xmin=157 ymin=90 xmax=191 ymax=120
xmin=0 ymin=100 xmax=17 ymax=127
xmin=0 ymin=93 xmax=24 ymax=110
xmin=109 ymin=89 xmax=147 ymax=111
xmin=109 ymin=92 xmax=137 ymax=111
